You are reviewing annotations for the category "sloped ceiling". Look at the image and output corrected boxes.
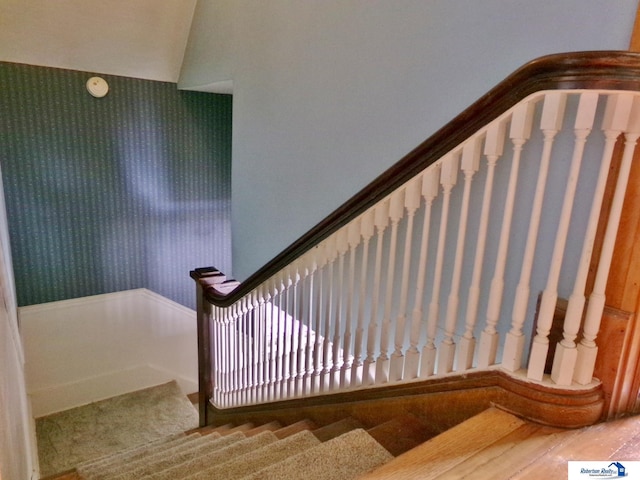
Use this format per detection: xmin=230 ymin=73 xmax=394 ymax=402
xmin=0 ymin=0 xmax=198 ymax=83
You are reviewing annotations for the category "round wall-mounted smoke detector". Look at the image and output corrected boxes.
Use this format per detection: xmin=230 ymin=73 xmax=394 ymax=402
xmin=86 ymin=76 xmax=109 ymax=98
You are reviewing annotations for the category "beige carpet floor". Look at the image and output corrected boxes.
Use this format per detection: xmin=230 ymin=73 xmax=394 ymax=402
xmin=36 ymin=381 xmax=199 ymax=477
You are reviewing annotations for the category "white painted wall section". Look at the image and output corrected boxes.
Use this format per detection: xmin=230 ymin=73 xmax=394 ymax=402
xmin=20 ymin=289 xmax=198 ymax=417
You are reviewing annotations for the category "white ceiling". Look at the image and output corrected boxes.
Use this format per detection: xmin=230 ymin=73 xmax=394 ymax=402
xmin=0 ymin=0 xmax=198 ymax=83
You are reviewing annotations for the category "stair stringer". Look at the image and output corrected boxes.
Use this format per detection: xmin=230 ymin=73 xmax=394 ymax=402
xmin=205 ymin=369 xmax=604 ymax=434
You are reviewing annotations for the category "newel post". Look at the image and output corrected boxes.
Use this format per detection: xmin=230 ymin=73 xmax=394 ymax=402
xmin=191 ymin=267 xmax=225 ymax=427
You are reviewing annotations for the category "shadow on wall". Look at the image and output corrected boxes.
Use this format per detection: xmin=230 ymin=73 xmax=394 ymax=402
xmin=0 ymin=62 xmax=233 ymax=309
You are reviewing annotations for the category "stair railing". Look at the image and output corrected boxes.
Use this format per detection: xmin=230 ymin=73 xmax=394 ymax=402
xmin=192 ymin=52 xmax=640 ymax=415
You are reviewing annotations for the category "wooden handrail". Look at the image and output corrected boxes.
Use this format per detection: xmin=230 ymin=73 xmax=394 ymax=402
xmin=193 ymin=51 xmax=640 ymax=307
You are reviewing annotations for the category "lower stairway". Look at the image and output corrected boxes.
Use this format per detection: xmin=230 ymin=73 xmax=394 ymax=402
xmin=47 ymin=406 xmax=640 ymax=480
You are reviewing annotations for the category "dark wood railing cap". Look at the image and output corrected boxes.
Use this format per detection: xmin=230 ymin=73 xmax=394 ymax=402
xmin=193 ymin=51 xmax=640 ymax=307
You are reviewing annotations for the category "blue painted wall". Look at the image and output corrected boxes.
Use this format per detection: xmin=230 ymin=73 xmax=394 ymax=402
xmin=0 ymin=62 xmax=232 ymax=308
xmin=180 ymin=0 xmax=638 ymax=281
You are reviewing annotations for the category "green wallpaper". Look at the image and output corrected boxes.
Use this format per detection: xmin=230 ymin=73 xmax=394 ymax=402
xmin=0 ymin=62 xmax=232 ymax=308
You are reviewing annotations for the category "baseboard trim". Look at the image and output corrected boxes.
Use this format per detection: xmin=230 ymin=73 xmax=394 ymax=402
xmin=21 ymin=289 xmax=197 ymax=417
xmin=206 ymin=370 xmax=604 ymax=431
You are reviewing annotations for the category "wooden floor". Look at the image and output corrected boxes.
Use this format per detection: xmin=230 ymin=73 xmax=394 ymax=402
xmin=359 ymin=407 xmax=640 ymax=479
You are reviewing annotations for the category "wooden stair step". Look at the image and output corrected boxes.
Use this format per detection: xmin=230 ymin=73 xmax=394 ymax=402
xmin=245 ymin=421 xmax=283 ymax=437
xmin=312 ymin=416 xmax=365 ymax=442
xmin=191 ymin=422 xmax=235 ymax=435
xmin=40 ymin=470 xmax=81 ymax=480
xmin=274 ymin=419 xmax=318 ymax=439
xmin=515 ymin=415 xmax=640 ymax=479
xmin=438 ymin=423 xmax=567 ymax=479
xmin=358 ymin=407 xmax=526 ymax=480
xmin=367 ymin=413 xmax=439 ymax=456
xmin=225 ymin=422 xmax=255 ymax=434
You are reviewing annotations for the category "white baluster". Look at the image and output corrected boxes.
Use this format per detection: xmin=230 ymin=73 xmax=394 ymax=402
xmin=280 ymin=270 xmax=293 ymax=398
xmin=351 ymin=210 xmax=375 ymax=386
xmin=575 ymin=94 xmax=640 ymax=385
xmin=288 ymin=262 xmax=301 ymax=396
xmin=551 ymin=93 xmax=632 ymax=385
xmin=424 ymin=153 xmax=459 ymax=376
xmin=244 ymin=295 xmax=254 ymax=403
xmin=440 ymin=140 xmax=483 ymax=374
xmin=275 ymin=274 xmax=286 ymax=399
xmin=341 ymin=219 xmax=362 ymax=387
xmin=528 ymin=92 xmax=599 ymax=381
xmin=463 ymin=120 xmax=507 ymax=374
xmin=330 ymin=229 xmax=349 ymax=388
xmin=376 ymin=190 xmax=405 ymax=383
xmin=363 ymin=199 xmax=390 ymax=385
xmin=406 ymin=167 xmax=439 ymax=378
xmin=503 ymin=92 xmax=567 ymax=372
xmin=455 ymin=137 xmax=483 ymax=370
xmin=232 ymin=302 xmax=240 ymax=405
xmin=390 ymin=179 xmax=422 ymax=381
xmin=321 ymin=236 xmax=338 ymax=392
xmin=478 ymin=102 xmax=535 ymax=368
xmin=267 ymin=281 xmax=278 ymax=401
xmin=256 ymin=285 xmax=268 ymax=403
xmin=312 ymin=244 xmax=328 ymax=394
xmin=300 ymin=253 xmax=317 ymax=395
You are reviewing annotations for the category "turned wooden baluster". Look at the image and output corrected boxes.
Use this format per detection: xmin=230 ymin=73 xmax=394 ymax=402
xmin=267 ymin=280 xmax=278 ymax=401
xmin=405 ymin=167 xmax=439 ymax=379
xmin=256 ymin=285 xmax=268 ymax=403
xmin=478 ymin=101 xmax=535 ymax=368
xmin=552 ymin=93 xmax=633 ymax=385
xmin=376 ymin=190 xmax=405 ymax=383
xmin=528 ymin=92 xmax=599 ymax=381
xmin=390 ymin=178 xmax=422 ymax=381
xmin=341 ymin=220 xmax=362 ymax=387
xmin=312 ymin=243 xmax=328 ymax=394
xmin=321 ymin=235 xmax=338 ymax=392
xmin=423 ymin=153 xmax=459 ymax=376
xmin=363 ymin=199 xmax=390 ymax=385
xmin=575 ymin=95 xmax=640 ymax=385
xmin=274 ymin=274 xmax=287 ymax=400
xmin=440 ymin=138 xmax=481 ymax=373
xmin=301 ymin=252 xmax=317 ymax=395
xmin=330 ymin=229 xmax=349 ymax=389
xmin=455 ymin=137 xmax=483 ymax=370
xmin=350 ymin=210 xmax=375 ymax=387
xmin=461 ymin=120 xmax=507 ymax=375
xmin=503 ymin=91 xmax=566 ymax=372
xmin=287 ymin=262 xmax=301 ymax=396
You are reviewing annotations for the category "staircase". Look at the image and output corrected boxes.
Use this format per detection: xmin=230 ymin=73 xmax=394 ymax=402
xmin=46 ymin=405 xmax=640 ymax=480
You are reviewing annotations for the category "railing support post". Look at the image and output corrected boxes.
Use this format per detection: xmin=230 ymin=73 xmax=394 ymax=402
xmin=192 ymin=267 xmax=226 ymax=427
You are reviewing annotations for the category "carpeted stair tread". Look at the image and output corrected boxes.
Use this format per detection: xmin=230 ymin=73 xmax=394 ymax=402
xmin=37 ymin=381 xmax=199 ymax=477
xmin=274 ymin=419 xmax=318 ymax=439
xmin=183 ymin=430 xmax=322 ymax=480
xmin=241 ymin=428 xmax=393 ymax=480
xmin=76 ymin=433 xmax=197 ymax=474
xmin=312 ymin=417 xmax=365 ymax=442
xmin=102 ymin=431 xmax=243 ymax=480
xmin=138 ymin=430 xmax=278 ymax=480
